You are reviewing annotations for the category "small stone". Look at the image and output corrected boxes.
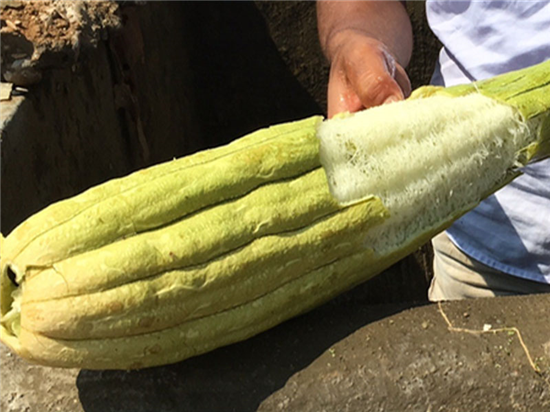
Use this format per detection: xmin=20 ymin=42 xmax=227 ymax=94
xmin=4 ymin=19 xmax=19 ymax=31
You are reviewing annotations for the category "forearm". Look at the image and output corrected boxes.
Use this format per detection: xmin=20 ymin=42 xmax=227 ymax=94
xmin=317 ymin=0 xmax=413 ymax=67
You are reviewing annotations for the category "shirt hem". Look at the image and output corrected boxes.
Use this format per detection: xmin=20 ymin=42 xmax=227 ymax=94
xmin=445 ymin=231 xmax=550 ymax=285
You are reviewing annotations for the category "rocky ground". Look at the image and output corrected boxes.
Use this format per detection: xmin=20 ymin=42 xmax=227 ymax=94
xmin=2 ymin=291 xmax=549 ymax=412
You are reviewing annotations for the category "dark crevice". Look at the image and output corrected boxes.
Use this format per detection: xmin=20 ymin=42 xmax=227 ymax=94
xmin=505 ymin=79 xmax=550 ymax=100
xmin=6 ymin=266 xmax=19 ymax=287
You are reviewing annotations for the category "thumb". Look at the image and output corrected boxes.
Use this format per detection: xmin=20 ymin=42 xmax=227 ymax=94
xmin=346 ymin=51 xmax=406 ymax=108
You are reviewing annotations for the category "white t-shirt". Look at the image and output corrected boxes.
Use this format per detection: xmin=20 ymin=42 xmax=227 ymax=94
xmin=426 ymin=0 xmax=550 ymax=283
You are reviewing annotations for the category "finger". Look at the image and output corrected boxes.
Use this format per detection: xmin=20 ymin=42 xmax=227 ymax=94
xmin=346 ymin=54 xmax=405 ymax=108
xmin=327 ymin=65 xmax=364 ymax=118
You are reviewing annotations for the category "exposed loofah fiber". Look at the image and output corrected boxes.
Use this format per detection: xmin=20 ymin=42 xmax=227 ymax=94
xmin=318 ymin=94 xmax=538 ymax=254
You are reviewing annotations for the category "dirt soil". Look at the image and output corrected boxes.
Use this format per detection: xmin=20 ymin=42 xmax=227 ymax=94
xmin=1 ymin=0 xmax=120 ymax=85
xmin=1 ymin=292 xmax=548 ymax=412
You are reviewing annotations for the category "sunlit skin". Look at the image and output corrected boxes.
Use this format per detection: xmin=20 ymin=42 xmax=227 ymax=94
xmin=317 ymin=1 xmax=413 ymax=117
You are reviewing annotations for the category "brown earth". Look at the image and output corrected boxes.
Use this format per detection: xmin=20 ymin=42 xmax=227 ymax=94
xmin=1 ymin=0 xmax=120 ymax=85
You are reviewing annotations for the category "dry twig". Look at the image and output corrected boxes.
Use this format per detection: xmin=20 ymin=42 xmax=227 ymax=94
xmin=437 ymin=301 xmax=549 ymax=388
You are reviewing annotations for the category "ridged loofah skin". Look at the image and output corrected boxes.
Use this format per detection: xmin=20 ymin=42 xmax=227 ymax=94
xmin=1 ymin=61 xmax=548 ymax=370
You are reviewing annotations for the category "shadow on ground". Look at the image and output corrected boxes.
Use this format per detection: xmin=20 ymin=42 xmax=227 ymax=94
xmin=76 ymin=284 xmax=424 ymax=412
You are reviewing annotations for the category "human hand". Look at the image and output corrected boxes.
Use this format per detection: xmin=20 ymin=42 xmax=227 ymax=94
xmin=326 ymin=30 xmax=411 ymax=118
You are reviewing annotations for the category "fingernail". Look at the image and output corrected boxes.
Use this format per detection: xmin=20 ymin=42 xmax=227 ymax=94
xmin=383 ymin=96 xmax=400 ymax=105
